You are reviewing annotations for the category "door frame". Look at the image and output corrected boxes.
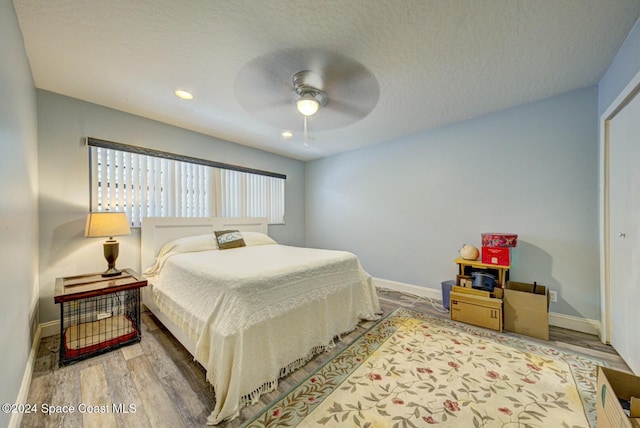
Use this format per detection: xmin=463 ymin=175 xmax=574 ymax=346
xmin=599 ymin=70 xmax=640 ymax=344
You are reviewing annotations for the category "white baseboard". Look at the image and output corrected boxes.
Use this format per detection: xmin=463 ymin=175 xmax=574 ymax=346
xmin=548 ymin=312 xmax=600 ymax=336
xmin=374 ymin=277 xmax=442 ymax=300
xmin=9 ymin=324 xmax=42 ymax=428
xmin=373 ymin=277 xmax=601 ymax=337
xmin=40 ymin=320 xmax=59 ymax=338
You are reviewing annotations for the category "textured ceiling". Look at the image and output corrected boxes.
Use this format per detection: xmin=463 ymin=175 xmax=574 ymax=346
xmin=13 ymin=0 xmax=640 ymax=161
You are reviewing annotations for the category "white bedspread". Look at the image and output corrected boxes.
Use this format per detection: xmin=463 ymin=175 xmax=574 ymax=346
xmin=145 ymin=243 xmax=380 ymax=424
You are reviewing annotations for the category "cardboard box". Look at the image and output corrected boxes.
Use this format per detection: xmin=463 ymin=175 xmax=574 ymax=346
xmin=451 ymin=285 xmax=503 ymax=299
xmin=482 ymin=246 xmax=510 ymax=266
xmin=597 ymin=366 xmax=640 ymax=428
xmin=450 ymin=286 xmax=503 ymax=332
xmin=504 ymin=281 xmax=549 ymax=340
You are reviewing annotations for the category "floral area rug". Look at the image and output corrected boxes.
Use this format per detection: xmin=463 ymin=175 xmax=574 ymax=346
xmin=243 ymin=307 xmax=604 ymax=427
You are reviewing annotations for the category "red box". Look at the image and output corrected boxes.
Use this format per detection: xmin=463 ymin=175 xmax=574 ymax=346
xmin=482 ymin=247 xmax=510 ymax=266
xmin=481 ymin=233 xmax=518 ymax=248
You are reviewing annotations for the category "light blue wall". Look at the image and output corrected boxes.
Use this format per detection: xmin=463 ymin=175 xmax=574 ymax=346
xmin=599 ymin=19 xmax=640 ymax=116
xmin=37 ymin=90 xmax=305 ymax=324
xmin=306 ymin=87 xmax=599 ymax=320
xmin=0 ymin=0 xmax=39 ymax=425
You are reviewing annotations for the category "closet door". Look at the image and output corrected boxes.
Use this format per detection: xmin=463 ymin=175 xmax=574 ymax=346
xmin=608 ymin=91 xmax=640 ymax=375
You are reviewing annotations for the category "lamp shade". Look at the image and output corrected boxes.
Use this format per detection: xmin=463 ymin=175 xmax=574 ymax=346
xmin=84 ymin=212 xmax=131 ymax=238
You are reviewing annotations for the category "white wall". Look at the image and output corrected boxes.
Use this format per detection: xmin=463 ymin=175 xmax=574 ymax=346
xmin=306 ymin=87 xmax=599 ymax=321
xmin=0 ymin=0 xmax=39 ymax=425
xmin=37 ymin=90 xmax=305 ymax=324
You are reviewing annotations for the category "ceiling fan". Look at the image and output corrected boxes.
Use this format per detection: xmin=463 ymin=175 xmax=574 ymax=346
xmin=234 ymin=48 xmax=380 ymax=143
xmin=291 ymin=70 xmax=327 ymax=146
xmin=292 ymin=70 xmax=327 ymax=117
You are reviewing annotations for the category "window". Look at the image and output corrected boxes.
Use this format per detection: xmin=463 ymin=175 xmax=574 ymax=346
xmin=88 ymin=139 xmax=285 ymax=227
xmin=90 ymin=147 xmax=212 ymax=227
xmin=219 ymin=169 xmax=285 ymax=224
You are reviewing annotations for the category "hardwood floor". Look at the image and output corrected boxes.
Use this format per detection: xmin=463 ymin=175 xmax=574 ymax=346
xmin=21 ymin=288 xmax=631 ymax=427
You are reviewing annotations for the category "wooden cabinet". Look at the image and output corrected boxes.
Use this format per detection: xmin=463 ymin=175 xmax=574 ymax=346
xmin=54 ymin=269 xmax=147 ymax=366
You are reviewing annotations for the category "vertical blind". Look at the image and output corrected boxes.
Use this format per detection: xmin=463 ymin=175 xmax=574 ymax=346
xmin=89 ymin=146 xmax=285 ymax=226
xmin=220 ymin=169 xmax=285 ymax=223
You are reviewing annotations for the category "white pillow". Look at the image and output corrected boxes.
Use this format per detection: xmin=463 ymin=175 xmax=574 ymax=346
xmin=241 ymin=231 xmax=278 ymax=246
xmin=143 ymin=232 xmax=277 ymax=277
xmin=165 ymin=233 xmax=219 ymax=252
xmin=143 ymin=233 xmax=218 ymax=276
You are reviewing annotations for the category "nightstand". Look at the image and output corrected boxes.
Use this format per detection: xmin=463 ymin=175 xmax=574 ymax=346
xmin=54 ymin=268 xmax=147 ymax=366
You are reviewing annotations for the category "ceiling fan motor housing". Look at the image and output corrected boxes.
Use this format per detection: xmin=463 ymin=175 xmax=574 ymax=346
xmin=293 ymin=70 xmax=327 ymax=107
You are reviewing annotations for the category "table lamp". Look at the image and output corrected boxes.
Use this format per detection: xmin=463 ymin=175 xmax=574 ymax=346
xmin=84 ymin=212 xmax=131 ymax=277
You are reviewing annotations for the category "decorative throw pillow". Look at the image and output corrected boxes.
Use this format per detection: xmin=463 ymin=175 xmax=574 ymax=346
xmin=214 ymin=230 xmax=246 ymax=250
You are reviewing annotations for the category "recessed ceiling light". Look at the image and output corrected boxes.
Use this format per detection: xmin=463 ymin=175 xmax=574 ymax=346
xmin=282 ymin=131 xmax=293 ymax=138
xmin=174 ymin=89 xmax=194 ymax=100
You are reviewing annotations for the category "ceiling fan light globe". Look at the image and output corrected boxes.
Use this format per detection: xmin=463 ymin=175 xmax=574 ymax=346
xmin=296 ymin=96 xmax=319 ymax=116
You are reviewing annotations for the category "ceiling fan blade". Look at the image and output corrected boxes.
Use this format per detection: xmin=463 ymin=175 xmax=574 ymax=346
xmin=234 ymin=48 xmax=380 ymax=131
xmin=235 ymin=55 xmax=291 ymax=114
xmin=322 ymin=60 xmax=373 ymax=91
xmin=325 ymin=98 xmax=371 ymax=119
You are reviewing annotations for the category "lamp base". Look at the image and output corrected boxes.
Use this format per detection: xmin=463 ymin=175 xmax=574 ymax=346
xmin=101 ymin=267 xmax=123 ymax=277
xmin=102 ymin=239 xmax=122 ymax=277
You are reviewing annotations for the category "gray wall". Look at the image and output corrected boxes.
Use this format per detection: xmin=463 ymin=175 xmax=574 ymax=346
xmin=0 ymin=0 xmax=39 ymax=425
xmin=37 ymin=90 xmax=305 ymax=324
xmin=598 ymin=19 xmax=640 ymax=116
xmin=306 ymin=87 xmax=599 ymax=321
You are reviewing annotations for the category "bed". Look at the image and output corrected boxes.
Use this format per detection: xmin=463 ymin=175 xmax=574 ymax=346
xmin=140 ymin=217 xmax=381 ymax=425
